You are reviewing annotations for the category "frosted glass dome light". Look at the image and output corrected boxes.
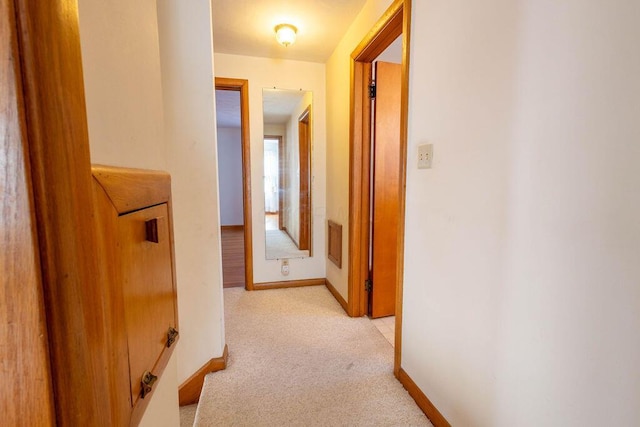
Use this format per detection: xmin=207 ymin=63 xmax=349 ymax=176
xmin=275 ymin=24 xmax=297 ymax=47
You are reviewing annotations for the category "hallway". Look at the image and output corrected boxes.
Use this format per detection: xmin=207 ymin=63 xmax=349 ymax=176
xmin=181 ymin=286 xmax=430 ymax=426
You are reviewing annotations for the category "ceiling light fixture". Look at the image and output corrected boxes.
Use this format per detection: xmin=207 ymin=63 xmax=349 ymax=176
xmin=275 ymin=23 xmax=297 ymax=47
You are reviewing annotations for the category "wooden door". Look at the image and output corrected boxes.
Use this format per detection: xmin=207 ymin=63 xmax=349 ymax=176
xmin=298 ymin=107 xmax=311 ymax=251
xmin=1 ymin=0 xmax=55 ymax=423
xmin=370 ymin=61 xmax=402 ymax=318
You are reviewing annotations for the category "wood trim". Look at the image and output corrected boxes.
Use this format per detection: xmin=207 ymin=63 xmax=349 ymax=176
xmin=327 ymin=220 xmax=343 ymax=268
xmin=348 ymin=0 xmax=406 ymax=317
xmin=348 ymin=60 xmax=371 ymax=318
xmin=253 ymin=278 xmax=325 ymax=290
xmin=221 ymin=225 xmax=245 ymax=231
xmin=215 ymin=78 xmax=254 ymax=290
xmin=1 ymin=1 xmax=56 ymax=423
xmin=347 ymin=0 xmax=411 ymax=375
xmin=352 ymin=0 xmax=404 ymax=61
xmin=91 ymin=183 xmax=133 ymax=425
xmin=92 ymin=165 xmax=180 ymax=425
xmin=13 ymin=0 xmax=115 ymax=424
xmin=178 ymin=345 xmax=229 ymax=406
xmin=325 ymin=279 xmax=348 ymax=314
xmin=397 ymin=368 xmax=451 ymax=427
xmin=297 ymin=105 xmax=312 ymax=252
xmin=92 ymin=164 xmax=171 ymax=214
xmin=394 ymin=0 xmax=412 ymax=376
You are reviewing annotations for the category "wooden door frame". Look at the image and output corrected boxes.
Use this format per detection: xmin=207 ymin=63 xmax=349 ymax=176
xmin=8 ymin=0 xmax=117 ymax=423
xmin=215 ymin=78 xmax=254 ymax=291
xmin=278 ymin=136 xmax=285 ymax=230
xmin=297 ymin=105 xmax=312 ymax=252
xmin=347 ymin=0 xmax=411 ymax=375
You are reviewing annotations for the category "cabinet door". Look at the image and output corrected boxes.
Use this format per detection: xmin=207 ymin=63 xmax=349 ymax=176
xmin=118 ymin=203 xmax=176 ymax=405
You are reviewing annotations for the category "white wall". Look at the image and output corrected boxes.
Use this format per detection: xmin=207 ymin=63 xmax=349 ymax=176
xmin=77 ymin=0 xmax=179 ymax=424
xmin=79 ymin=0 xmax=226 ymax=422
xmin=217 ymin=127 xmax=244 ymax=225
xmin=157 ymin=0 xmax=226 ymax=385
xmin=138 ymin=355 xmax=180 ymax=427
xmin=264 ymin=124 xmax=286 ymax=137
xmin=282 ymin=91 xmax=313 ymax=246
xmin=214 ymin=53 xmax=327 ymax=283
xmin=402 ymin=0 xmax=640 ymax=425
xmin=78 ymin=0 xmax=165 ymax=170
xmin=376 ymin=35 xmax=402 ymax=64
xmin=324 ymin=0 xmax=394 ymax=298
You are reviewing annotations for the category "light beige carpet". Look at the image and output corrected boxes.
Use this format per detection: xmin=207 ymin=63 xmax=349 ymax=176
xmin=265 ymin=229 xmax=309 ymax=259
xmin=180 ymin=404 xmax=197 ymax=426
xmin=192 ymin=286 xmax=432 ymax=426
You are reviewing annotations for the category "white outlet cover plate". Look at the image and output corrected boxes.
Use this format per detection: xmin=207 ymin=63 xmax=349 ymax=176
xmin=418 ymin=144 xmax=433 ymax=169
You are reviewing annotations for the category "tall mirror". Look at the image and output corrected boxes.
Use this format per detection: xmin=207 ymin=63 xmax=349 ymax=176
xmin=263 ymin=88 xmax=312 ymax=260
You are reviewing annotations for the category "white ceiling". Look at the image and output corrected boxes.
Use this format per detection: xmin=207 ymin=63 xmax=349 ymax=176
xmin=212 ymin=0 xmax=368 ymax=63
xmin=263 ymin=89 xmax=307 ymax=125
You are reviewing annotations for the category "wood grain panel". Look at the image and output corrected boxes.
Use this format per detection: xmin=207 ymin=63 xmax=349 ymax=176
xmin=0 ymin=0 xmax=55 ymax=423
xmin=328 ymin=220 xmax=343 ymax=268
xmin=119 ymin=204 xmax=177 ymax=406
xmin=348 ymin=59 xmax=372 ymax=318
xmin=92 ymin=183 xmax=132 ymax=426
xmin=13 ymin=0 xmax=114 ymax=424
xmin=92 ymin=164 xmax=172 ymax=214
xmin=371 ymin=61 xmax=402 ymax=318
xmin=92 ymin=165 xmax=179 ymax=426
xmin=298 ymin=106 xmax=311 ymax=251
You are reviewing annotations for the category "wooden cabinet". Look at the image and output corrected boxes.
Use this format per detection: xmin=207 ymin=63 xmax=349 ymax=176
xmin=4 ymin=1 xmax=179 ymax=424
xmin=92 ymin=165 xmax=179 ymax=426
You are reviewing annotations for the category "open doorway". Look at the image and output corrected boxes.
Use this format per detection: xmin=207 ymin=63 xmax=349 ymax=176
xmin=347 ymin=0 xmax=411 ymax=376
xmin=263 ymin=135 xmax=283 ymax=232
xmin=215 ymin=78 xmax=254 ymax=290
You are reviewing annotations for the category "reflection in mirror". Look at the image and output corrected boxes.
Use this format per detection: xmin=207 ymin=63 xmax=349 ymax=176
xmin=263 ymin=88 xmax=312 ymax=259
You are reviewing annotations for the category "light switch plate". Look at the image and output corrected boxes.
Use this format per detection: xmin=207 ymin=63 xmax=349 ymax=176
xmin=418 ymin=144 xmax=433 ymax=169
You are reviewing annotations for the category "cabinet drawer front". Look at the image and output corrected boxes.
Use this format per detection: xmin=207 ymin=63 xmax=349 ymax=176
xmin=118 ymin=203 xmax=176 ymax=404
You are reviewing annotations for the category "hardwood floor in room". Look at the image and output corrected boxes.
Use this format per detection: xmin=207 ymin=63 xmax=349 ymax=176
xmin=221 ymin=226 xmax=245 ymax=288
